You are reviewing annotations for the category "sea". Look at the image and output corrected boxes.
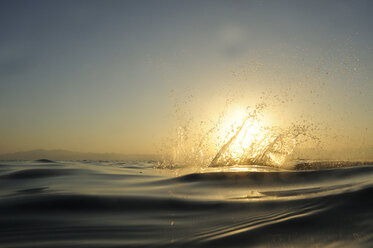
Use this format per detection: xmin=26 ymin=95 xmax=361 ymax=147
xmin=0 ymin=159 xmax=373 ymax=248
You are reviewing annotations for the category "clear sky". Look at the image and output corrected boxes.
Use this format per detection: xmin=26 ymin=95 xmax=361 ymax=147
xmin=1 ymin=0 xmax=372 ymax=155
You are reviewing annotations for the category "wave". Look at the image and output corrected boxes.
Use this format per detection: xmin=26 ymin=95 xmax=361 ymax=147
xmin=0 ymin=160 xmax=372 ymax=248
xmin=172 ymin=164 xmax=373 ymax=184
xmin=0 ymin=194 xmax=226 ymax=214
xmin=35 ymin=159 xmax=56 ymax=163
xmin=1 ymin=184 xmax=372 ymax=248
xmin=294 ymin=160 xmax=373 ymax=170
xmin=0 ymin=168 xmax=88 ymax=180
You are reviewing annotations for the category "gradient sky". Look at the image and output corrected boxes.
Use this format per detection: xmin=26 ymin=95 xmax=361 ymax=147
xmin=1 ymin=0 xmax=372 ymax=155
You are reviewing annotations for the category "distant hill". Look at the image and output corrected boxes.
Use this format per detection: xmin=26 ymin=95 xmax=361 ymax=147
xmin=0 ymin=149 xmax=160 ymax=161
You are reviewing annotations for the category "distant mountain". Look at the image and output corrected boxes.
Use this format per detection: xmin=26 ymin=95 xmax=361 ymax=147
xmin=0 ymin=149 xmax=160 ymax=161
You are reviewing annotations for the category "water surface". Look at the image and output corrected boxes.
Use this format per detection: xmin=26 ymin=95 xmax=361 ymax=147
xmin=0 ymin=160 xmax=372 ymax=247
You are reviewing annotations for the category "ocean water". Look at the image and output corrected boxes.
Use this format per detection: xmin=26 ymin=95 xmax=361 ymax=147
xmin=0 ymin=160 xmax=372 ymax=248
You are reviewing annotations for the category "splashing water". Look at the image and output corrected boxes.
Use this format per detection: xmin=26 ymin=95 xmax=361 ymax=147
xmin=158 ymin=99 xmax=318 ymax=169
xmin=209 ymin=102 xmax=317 ymax=167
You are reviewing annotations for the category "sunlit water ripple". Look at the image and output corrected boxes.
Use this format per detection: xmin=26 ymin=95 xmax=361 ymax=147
xmin=0 ymin=160 xmax=372 ymax=248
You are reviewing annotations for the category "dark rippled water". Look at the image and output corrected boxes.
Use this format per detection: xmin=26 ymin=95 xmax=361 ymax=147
xmin=0 ymin=160 xmax=373 ymax=248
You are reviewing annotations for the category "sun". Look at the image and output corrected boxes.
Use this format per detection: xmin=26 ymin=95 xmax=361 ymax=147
xmin=211 ymin=107 xmax=269 ymax=165
xmin=210 ymin=106 xmax=294 ymax=167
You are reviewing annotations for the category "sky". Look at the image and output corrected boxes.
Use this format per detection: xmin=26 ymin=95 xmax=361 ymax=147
xmin=0 ymin=0 xmax=372 ymax=155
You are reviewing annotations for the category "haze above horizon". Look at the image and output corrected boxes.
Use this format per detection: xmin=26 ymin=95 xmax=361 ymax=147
xmin=1 ymin=0 xmax=372 ymax=158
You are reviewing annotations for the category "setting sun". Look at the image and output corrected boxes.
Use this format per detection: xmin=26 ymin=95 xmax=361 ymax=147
xmin=0 ymin=1 xmax=372 ymax=248
xmin=210 ymin=105 xmax=295 ymax=167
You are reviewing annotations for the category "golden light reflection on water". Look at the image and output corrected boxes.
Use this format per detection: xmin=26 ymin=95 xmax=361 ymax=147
xmin=201 ymin=164 xmax=283 ymax=173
